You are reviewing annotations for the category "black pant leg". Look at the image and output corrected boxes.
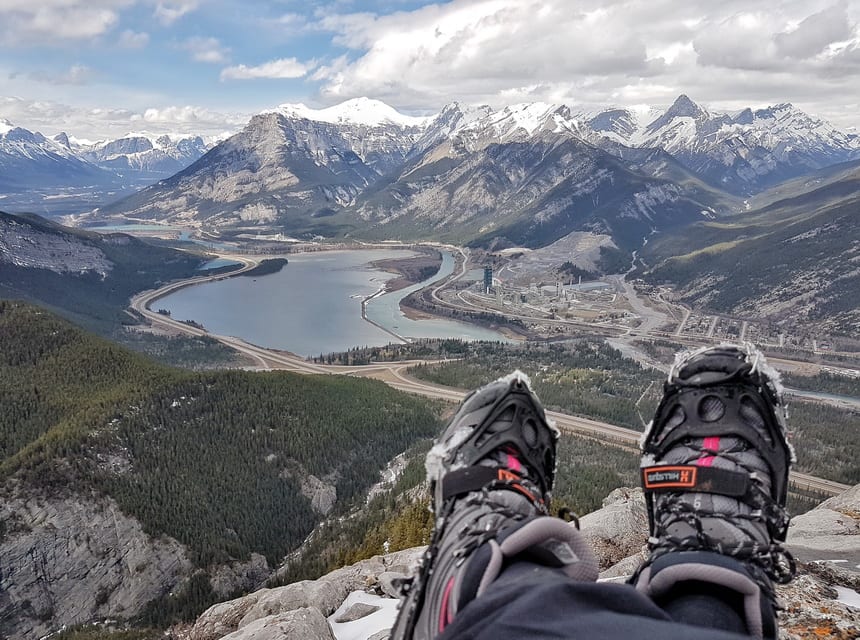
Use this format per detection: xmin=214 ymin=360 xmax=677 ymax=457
xmin=437 ymin=562 xmax=754 ymax=640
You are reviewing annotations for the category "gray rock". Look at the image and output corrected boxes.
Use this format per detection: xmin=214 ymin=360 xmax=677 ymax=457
xmin=0 ymin=492 xmax=191 ymax=640
xmin=598 ymin=550 xmax=647 ymax=581
xmin=322 ymin=556 xmax=387 ymax=592
xmin=787 ymin=482 xmax=860 ymax=555
xmin=220 ymin=607 xmax=335 ymax=640
xmin=803 ymin=560 xmax=860 ymax=592
xmin=192 ymin=567 xmax=366 ymax=640
xmin=209 ymin=553 xmax=270 ymax=598
xmin=776 ymin=572 xmax=860 ymax=639
xmin=368 ymin=630 xmax=391 ymax=640
xmin=816 ymin=483 xmax=860 ymax=512
xmin=301 ymin=474 xmax=338 ymax=516
xmin=378 ymin=571 xmax=408 ymax=598
xmin=190 ymin=592 xmax=264 ymax=640
xmin=334 ymin=602 xmax=381 ymax=623
xmin=237 ymin=581 xmax=349 ymax=629
xmin=578 ymin=487 xmax=648 ymax=569
xmin=194 ymin=549 xmax=426 ymax=640
xmin=381 ymin=547 xmax=426 ymax=572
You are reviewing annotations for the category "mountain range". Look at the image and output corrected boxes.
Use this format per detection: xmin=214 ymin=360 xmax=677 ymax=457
xmin=78 ymin=95 xmax=859 ymax=253
xmin=0 ymin=118 xmax=209 ymax=215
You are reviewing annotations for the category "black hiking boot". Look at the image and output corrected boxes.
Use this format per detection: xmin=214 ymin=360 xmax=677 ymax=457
xmin=634 ymin=344 xmax=796 ymax=638
xmin=391 ymin=371 xmax=597 ymax=640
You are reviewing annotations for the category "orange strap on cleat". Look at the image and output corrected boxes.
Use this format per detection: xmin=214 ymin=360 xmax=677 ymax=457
xmin=641 ymin=465 xmax=750 ymax=498
xmin=441 ymin=466 xmax=543 ymax=505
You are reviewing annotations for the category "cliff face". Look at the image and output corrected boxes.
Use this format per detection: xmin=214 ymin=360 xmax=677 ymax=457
xmin=0 ymin=490 xmax=192 ymax=639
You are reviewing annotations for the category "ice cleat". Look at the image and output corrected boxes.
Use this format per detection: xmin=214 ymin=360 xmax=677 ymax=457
xmin=391 ymin=371 xmax=598 ymax=640
xmin=634 ymin=344 xmax=796 ymax=638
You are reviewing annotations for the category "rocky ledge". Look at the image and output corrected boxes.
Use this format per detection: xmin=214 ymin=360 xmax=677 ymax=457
xmin=180 ymin=485 xmax=860 ymax=640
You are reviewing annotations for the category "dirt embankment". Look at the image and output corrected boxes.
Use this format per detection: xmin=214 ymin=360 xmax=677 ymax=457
xmin=371 ymin=249 xmax=443 ymax=293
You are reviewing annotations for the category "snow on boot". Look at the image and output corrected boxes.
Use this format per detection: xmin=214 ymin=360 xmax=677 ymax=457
xmin=634 ymin=344 xmax=796 ymax=639
xmin=391 ymin=371 xmax=597 ymax=640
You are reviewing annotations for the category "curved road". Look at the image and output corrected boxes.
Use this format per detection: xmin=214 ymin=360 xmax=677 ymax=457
xmin=130 ymin=262 xmax=851 ymax=499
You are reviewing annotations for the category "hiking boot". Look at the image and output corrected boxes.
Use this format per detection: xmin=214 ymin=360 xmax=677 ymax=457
xmin=392 ymin=371 xmax=597 ymax=640
xmin=634 ymin=344 xmax=796 ymax=638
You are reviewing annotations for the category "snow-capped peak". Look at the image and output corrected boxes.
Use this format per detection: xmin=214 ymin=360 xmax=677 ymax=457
xmin=427 ymin=102 xmax=494 ymax=134
xmin=489 ymin=102 xmax=569 ymax=135
xmin=0 ymin=118 xmax=15 ymax=136
xmin=276 ymin=97 xmax=432 ymax=128
xmin=456 ymin=102 xmax=578 ymax=140
xmin=664 ymin=94 xmax=707 ymax=120
xmin=53 ymin=132 xmax=71 ymax=148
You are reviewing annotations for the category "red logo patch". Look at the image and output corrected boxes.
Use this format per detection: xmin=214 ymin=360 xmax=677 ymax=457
xmin=643 ymin=466 xmax=697 ymax=489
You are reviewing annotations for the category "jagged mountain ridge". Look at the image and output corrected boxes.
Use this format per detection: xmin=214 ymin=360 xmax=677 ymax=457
xmin=352 ymin=122 xmax=722 ymax=250
xmin=0 ymin=120 xmax=114 ymax=192
xmin=0 ymin=119 xmax=211 ymax=215
xmin=90 ymin=99 xmax=735 ymax=249
xmin=605 ymin=95 xmax=860 ymax=195
xmin=80 ymin=95 xmax=859 ymax=248
xmin=66 ymin=133 xmax=209 ymax=182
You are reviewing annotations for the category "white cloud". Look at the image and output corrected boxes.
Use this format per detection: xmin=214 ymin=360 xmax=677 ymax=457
xmin=0 ymin=95 xmax=248 ymax=139
xmin=140 ymin=104 xmax=223 ymax=123
xmin=29 ymin=64 xmax=95 ymax=85
xmin=310 ymin=0 xmax=675 ymax=106
xmin=693 ymin=12 xmax=783 ymax=71
xmin=276 ymin=12 xmax=309 ymax=33
xmin=775 ymin=4 xmax=855 ymax=59
xmin=154 ymin=0 xmax=199 ymax=25
xmin=0 ymin=0 xmax=132 ymax=44
xmin=118 ymin=29 xmax=150 ymax=49
xmin=220 ymin=57 xmax=312 ymax=81
xmin=300 ymin=0 xmax=860 ymax=128
xmin=181 ymin=36 xmax=230 ymax=64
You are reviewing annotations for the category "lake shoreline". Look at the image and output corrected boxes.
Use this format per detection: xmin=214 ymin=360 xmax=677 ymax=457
xmin=156 ymin=248 xmax=506 ymax=357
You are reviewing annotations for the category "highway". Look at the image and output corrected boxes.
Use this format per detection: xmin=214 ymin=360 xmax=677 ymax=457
xmin=130 ymin=259 xmax=852 ymax=499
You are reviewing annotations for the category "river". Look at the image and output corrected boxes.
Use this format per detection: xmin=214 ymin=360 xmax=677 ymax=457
xmin=156 ymin=249 xmax=506 ymax=356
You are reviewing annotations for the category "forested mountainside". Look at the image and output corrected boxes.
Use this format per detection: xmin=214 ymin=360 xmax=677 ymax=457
xmin=0 ymin=301 xmax=439 ymax=638
xmin=639 ymin=165 xmax=860 ymax=336
xmin=0 ymin=211 xmax=207 ymax=333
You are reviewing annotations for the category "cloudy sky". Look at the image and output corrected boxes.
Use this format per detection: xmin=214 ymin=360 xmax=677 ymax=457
xmin=1 ymin=0 xmax=859 ymax=139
